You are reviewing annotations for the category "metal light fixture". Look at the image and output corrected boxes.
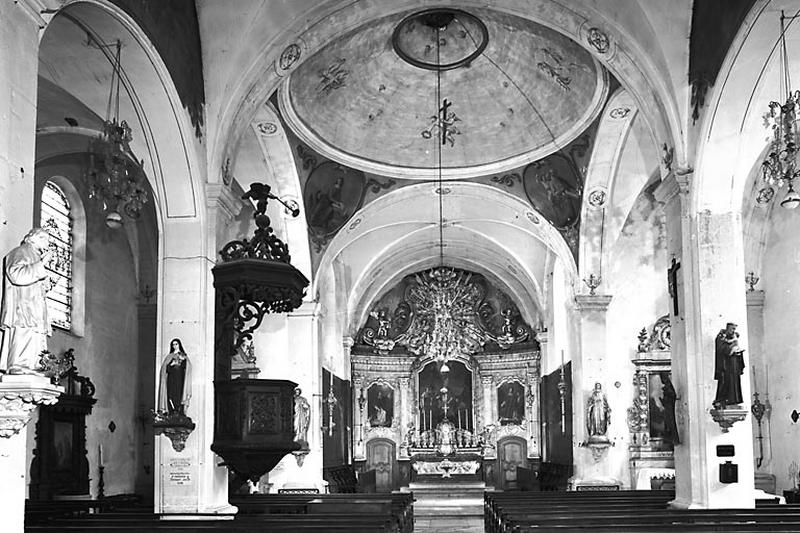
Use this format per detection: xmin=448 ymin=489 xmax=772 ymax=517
xmin=85 ymin=40 xmax=148 ymax=225
xmin=762 ymin=11 xmax=800 ymax=209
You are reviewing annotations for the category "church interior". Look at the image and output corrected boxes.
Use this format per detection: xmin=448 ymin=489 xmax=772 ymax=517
xmin=2 ymin=0 xmax=800 ymax=531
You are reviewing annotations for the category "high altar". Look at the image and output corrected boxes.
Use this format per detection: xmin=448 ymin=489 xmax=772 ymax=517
xmin=350 ymin=267 xmax=541 ymax=491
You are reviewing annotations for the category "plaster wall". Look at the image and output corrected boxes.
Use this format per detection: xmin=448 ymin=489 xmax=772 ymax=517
xmin=604 ymin=186 xmax=668 ymax=487
xmin=25 ymin=162 xmax=152 ymax=498
xmin=759 ymin=208 xmax=800 ymax=493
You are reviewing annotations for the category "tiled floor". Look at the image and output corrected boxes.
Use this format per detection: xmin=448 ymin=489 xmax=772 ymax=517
xmin=412 ymin=487 xmax=484 ymax=532
xmin=414 ymin=514 xmax=484 ymax=532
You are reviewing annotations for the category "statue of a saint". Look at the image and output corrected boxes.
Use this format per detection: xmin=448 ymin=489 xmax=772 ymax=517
xmin=586 ymin=382 xmax=611 ymax=443
xmin=713 ymin=323 xmax=745 ymax=408
xmin=294 ymin=387 xmax=310 ymax=448
xmin=660 ymin=372 xmax=680 ymax=445
xmin=0 ymin=228 xmax=53 ymax=375
xmin=157 ymin=338 xmax=192 ymax=415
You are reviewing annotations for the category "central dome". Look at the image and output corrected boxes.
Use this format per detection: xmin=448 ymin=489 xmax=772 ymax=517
xmin=279 ymin=7 xmax=608 ymax=179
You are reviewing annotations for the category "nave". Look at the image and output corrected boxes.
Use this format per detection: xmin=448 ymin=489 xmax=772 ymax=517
xmin=5 ymin=0 xmax=800 ymax=532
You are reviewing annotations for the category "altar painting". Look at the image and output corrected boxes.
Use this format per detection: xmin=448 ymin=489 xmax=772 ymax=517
xmin=498 ymin=381 xmax=525 ymax=425
xmin=418 ymin=360 xmax=473 ymax=432
xmin=368 ymin=382 xmax=394 ymax=427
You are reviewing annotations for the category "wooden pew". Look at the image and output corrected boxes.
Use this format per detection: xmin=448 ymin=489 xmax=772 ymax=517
xmin=485 ymin=490 xmax=800 ymax=533
xmin=28 ymin=493 xmax=414 ymax=533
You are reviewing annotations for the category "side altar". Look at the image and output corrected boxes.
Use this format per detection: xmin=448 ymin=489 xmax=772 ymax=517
xmin=350 ymin=267 xmax=542 ymax=491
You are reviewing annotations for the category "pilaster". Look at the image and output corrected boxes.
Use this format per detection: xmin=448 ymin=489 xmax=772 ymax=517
xmin=571 ymin=294 xmax=617 ymax=487
xmin=0 ymin=376 xmax=62 ymax=533
xmin=0 ymin=0 xmax=41 ymax=254
xmin=659 ymin=172 xmax=756 ymax=508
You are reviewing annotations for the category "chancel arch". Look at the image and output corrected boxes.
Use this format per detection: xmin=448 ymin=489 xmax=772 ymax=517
xmin=350 ymin=264 xmax=541 ymax=489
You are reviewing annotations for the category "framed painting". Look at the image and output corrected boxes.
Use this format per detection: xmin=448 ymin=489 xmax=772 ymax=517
xmin=367 ymin=382 xmax=394 ymax=428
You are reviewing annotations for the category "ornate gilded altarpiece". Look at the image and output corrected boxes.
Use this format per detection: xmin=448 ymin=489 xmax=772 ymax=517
xmin=627 ymin=315 xmax=676 ymax=489
xmin=351 ymin=267 xmax=541 ymax=488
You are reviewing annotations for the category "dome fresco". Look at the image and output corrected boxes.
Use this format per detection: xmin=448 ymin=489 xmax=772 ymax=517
xmin=280 ymin=7 xmax=608 ymax=179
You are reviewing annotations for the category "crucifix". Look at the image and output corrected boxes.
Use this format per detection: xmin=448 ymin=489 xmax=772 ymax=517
xmin=439 ymin=98 xmax=451 ymax=145
xmin=667 ymin=257 xmax=681 ymax=316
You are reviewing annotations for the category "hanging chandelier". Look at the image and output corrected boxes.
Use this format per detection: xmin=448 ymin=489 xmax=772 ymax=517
xmin=85 ymin=40 xmax=148 ymax=226
xmin=762 ymin=10 xmax=800 ymax=209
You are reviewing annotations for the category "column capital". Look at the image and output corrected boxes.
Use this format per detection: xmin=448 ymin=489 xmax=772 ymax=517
xmin=342 ymin=336 xmax=355 ymax=350
xmin=481 ymin=375 xmax=495 ymax=385
xmin=746 ymin=290 xmax=765 ymax=308
xmin=398 ymin=377 xmax=410 ymax=387
xmin=574 ymin=294 xmax=613 ymax=311
xmin=535 ymin=330 xmax=549 ymax=344
xmin=654 ymin=171 xmax=693 ymax=205
xmin=0 ymin=376 xmax=62 ymax=438
xmin=288 ymin=300 xmax=320 ymax=318
xmin=206 ymin=182 xmax=244 ymax=221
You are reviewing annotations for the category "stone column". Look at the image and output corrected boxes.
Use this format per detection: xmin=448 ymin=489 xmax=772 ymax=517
xmin=285 ymin=301 xmax=322 ymax=486
xmin=656 ymin=173 xmax=755 ymax=508
xmin=481 ymin=374 xmax=495 ymax=429
xmin=571 ymin=293 xmax=616 ymax=488
xmin=398 ymin=377 xmax=410 ymax=445
xmin=353 ymin=377 xmax=365 ymax=460
xmin=156 ymin=252 xmax=231 ymax=514
xmin=0 ymin=1 xmax=43 ymax=254
xmin=0 ymin=376 xmax=62 ymax=533
xmin=526 ymin=358 xmax=541 ymax=458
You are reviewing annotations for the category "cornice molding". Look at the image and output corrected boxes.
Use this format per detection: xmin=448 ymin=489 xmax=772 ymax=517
xmin=574 ymin=294 xmax=613 ymax=311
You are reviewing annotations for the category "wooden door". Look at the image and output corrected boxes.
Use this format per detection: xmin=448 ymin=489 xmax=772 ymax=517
xmin=498 ymin=436 xmax=527 ymax=490
xmin=366 ymin=439 xmax=395 ymax=492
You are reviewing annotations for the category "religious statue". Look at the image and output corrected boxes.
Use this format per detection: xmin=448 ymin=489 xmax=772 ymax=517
xmin=0 ymin=228 xmax=53 ymax=375
xmin=660 ymin=372 xmax=680 ymax=445
xmin=293 ymin=387 xmax=310 ymax=447
xmin=157 ymin=338 xmax=192 ymax=415
xmin=586 ymin=382 xmax=611 ymax=443
xmin=713 ymin=322 xmax=745 ymax=408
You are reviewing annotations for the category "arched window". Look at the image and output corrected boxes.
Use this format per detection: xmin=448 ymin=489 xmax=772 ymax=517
xmin=40 ymin=181 xmax=73 ymax=330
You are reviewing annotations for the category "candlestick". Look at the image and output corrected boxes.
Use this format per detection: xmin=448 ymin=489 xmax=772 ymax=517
xmin=99 ymin=444 xmax=103 ymax=466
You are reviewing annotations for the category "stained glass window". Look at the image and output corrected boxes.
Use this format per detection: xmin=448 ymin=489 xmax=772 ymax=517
xmin=40 ymin=181 xmax=73 ymax=330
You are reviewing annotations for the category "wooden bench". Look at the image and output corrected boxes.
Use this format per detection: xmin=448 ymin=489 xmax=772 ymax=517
xmin=485 ymin=490 xmax=800 ymax=533
xmin=28 ymin=493 xmax=414 ymax=533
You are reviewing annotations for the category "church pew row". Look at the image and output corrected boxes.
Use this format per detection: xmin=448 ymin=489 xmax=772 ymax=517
xmin=26 ymin=493 xmax=413 ymax=533
xmin=485 ymin=491 xmax=674 ymax=532
xmin=485 ymin=490 xmax=800 ymax=533
xmin=26 ymin=513 xmax=398 ymax=532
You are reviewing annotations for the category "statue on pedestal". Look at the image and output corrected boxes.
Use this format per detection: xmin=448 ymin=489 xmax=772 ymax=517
xmin=586 ymin=382 xmax=611 ymax=443
xmin=158 ymin=338 xmax=192 ymax=415
xmin=713 ymin=322 xmax=744 ymax=408
xmin=293 ymin=387 xmax=310 ymax=448
xmin=154 ymin=338 xmax=195 ymax=452
xmin=0 ymin=228 xmax=54 ymax=376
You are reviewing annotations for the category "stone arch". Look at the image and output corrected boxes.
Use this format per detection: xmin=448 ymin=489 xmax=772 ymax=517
xmin=692 ymin=0 xmax=799 ymax=214
xmin=313 ymin=181 xmax=576 ymax=339
xmin=37 ymin=1 xmax=225 ymax=513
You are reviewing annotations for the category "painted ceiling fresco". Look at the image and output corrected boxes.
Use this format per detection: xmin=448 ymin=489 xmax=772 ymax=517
xmin=280 ymin=7 xmax=607 ymax=178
